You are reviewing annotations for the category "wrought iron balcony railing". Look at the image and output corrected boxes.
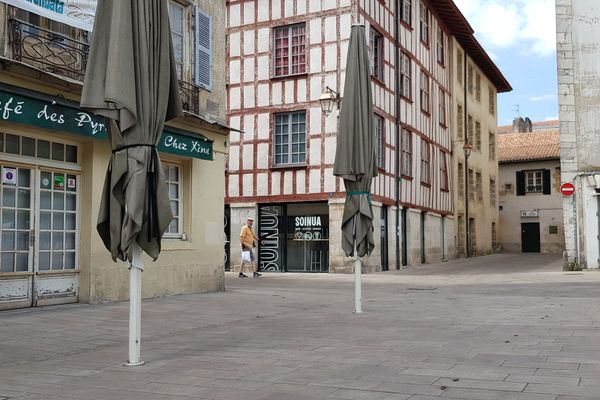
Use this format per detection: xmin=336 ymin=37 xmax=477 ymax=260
xmin=178 ymin=79 xmax=200 ymax=115
xmin=9 ymin=18 xmax=89 ymax=80
xmin=8 ymin=18 xmax=202 ymax=116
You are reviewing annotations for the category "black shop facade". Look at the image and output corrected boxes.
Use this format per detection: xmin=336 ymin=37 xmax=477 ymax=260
xmin=257 ymin=202 xmax=329 ymax=273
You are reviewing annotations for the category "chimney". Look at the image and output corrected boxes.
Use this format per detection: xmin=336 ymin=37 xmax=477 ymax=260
xmin=512 ymin=117 xmax=533 ymax=133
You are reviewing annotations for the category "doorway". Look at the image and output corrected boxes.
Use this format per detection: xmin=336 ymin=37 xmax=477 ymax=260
xmin=1 ymin=164 xmax=80 ymax=309
xmin=521 ymin=222 xmax=541 ymax=253
xmin=420 ymin=212 xmax=426 ymax=263
xmin=380 ymin=206 xmax=388 ymax=271
xmin=401 ymin=208 xmax=408 ymax=266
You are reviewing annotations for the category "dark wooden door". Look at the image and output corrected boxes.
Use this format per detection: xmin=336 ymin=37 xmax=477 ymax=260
xmin=521 ymin=223 xmax=541 ymax=253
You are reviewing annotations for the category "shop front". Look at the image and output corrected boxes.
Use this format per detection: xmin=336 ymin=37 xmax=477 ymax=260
xmin=258 ymin=202 xmax=329 ymax=273
xmin=0 ymin=83 xmax=226 ymax=309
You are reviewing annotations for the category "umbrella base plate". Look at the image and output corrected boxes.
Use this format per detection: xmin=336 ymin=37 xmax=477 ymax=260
xmin=124 ymin=360 xmax=146 ymax=367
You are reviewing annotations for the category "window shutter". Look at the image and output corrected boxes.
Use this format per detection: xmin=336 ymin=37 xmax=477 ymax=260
xmin=195 ymin=8 xmax=212 ymax=90
xmin=516 ymin=171 xmax=525 ymax=196
xmin=542 ymin=169 xmax=551 ymax=195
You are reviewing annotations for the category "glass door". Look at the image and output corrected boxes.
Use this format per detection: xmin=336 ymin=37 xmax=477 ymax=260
xmin=0 ymin=165 xmax=34 ymax=309
xmin=33 ymin=169 xmax=79 ymax=306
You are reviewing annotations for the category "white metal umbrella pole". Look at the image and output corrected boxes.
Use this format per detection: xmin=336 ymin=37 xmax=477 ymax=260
xmin=354 ymin=243 xmax=363 ymax=313
xmin=126 ymin=242 xmax=145 ymax=366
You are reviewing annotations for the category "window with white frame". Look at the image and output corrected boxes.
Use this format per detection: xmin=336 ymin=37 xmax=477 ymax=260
xmin=273 ymin=24 xmax=306 ymax=77
xmin=526 ymin=170 xmax=543 ymax=193
xmin=400 ymin=52 xmax=411 ymax=99
xmin=370 ymin=28 xmax=383 ymax=80
xmin=439 ymin=87 xmax=446 ymax=127
xmin=274 ymin=111 xmax=306 ymax=165
xmin=374 ymin=113 xmax=384 ymax=169
xmin=437 ymin=27 xmax=445 ymax=65
xmin=168 ymin=1 xmax=185 ymax=80
xmin=164 ymin=163 xmax=183 ymax=236
xmin=419 ymin=1 xmax=429 ymax=45
xmin=420 ymin=140 xmax=431 ymax=185
xmin=401 ymin=0 xmax=411 ymax=25
xmin=440 ymin=151 xmax=448 ymax=191
xmin=420 ymin=70 xmax=430 ymax=113
xmin=401 ymin=128 xmax=412 ymax=177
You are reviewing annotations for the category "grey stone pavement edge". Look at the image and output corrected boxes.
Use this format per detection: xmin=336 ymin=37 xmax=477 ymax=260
xmin=2 ymin=253 xmax=600 ymax=400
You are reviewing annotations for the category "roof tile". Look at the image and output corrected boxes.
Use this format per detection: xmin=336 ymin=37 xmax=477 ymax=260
xmin=497 ymin=128 xmax=560 ymax=163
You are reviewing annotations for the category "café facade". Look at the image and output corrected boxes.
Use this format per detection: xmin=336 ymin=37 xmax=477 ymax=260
xmin=0 ymin=63 xmax=229 ymax=310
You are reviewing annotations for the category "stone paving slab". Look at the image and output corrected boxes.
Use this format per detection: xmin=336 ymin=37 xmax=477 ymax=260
xmin=1 ymin=254 xmax=600 ymax=399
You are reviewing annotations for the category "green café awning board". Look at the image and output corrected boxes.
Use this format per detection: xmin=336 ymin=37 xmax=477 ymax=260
xmin=0 ymin=87 xmax=213 ymax=160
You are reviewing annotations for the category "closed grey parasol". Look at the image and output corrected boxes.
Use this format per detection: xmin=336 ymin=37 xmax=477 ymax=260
xmin=333 ymin=24 xmax=377 ymax=258
xmin=81 ymin=0 xmax=183 ymax=262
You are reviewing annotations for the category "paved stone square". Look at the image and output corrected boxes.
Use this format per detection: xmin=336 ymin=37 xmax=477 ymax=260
xmin=1 ymin=254 xmax=600 ymax=399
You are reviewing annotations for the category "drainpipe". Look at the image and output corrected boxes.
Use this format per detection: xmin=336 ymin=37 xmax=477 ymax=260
xmin=464 ymin=53 xmax=470 ymax=258
xmin=394 ymin=0 xmax=401 ymax=271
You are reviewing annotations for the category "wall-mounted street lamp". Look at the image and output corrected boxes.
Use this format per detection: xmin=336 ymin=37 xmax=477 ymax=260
xmin=463 ymin=142 xmax=472 ymax=158
xmin=319 ymin=86 xmax=341 ymax=117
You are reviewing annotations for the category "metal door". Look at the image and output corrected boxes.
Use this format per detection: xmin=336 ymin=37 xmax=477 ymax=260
xmin=0 ymin=165 xmax=34 ymax=309
xmin=521 ymin=222 xmax=541 ymax=253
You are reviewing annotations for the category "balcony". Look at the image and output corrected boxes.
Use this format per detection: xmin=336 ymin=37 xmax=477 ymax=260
xmin=8 ymin=18 xmax=201 ymax=115
xmin=9 ymin=18 xmax=89 ymax=80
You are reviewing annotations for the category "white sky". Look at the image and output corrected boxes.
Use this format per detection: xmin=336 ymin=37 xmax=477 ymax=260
xmin=454 ymin=0 xmax=556 ymax=57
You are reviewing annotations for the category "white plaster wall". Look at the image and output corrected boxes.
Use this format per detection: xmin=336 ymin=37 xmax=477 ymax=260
xmin=498 ymin=161 xmax=565 ymax=254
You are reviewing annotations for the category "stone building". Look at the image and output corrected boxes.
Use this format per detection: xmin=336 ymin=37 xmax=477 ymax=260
xmin=497 ymin=119 xmax=564 ymax=254
xmin=0 ymin=0 xmax=230 ymax=309
xmin=225 ymin=0 xmax=510 ymax=273
xmin=556 ymin=0 xmax=600 ymax=268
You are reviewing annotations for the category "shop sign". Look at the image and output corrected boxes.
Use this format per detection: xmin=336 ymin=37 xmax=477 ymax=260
xmin=520 ymin=210 xmax=539 ymax=218
xmin=258 ymin=206 xmax=283 ymax=272
xmin=0 ymin=0 xmax=96 ymax=31
xmin=2 ymin=167 xmax=17 ymax=185
xmin=0 ymin=88 xmax=213 ymax=161
xmin=0 ymin=89 xmax=108 ymax=138
xmin=294 ymin=216 xmax=324 ymax=240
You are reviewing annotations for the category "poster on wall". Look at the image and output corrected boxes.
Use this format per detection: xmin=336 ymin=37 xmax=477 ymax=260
xmin=0 ymin=0 xmax=97 ymax=31
xmin=2 ymin=167 xmax=17 ymax=185
xmin=293 ymin=216 xmax=323 ymax=240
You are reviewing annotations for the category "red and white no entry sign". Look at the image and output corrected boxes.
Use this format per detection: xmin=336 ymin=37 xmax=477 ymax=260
xmin=560 ymin=182 xmax=576 ymax=196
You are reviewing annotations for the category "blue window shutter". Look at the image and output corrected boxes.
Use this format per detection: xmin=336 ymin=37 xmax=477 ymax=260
xmin=195 ymin=8 xmax=212 ymax=90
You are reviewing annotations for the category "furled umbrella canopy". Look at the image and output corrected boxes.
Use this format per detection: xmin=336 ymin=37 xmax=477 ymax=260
xmin=333 ymin=24 xmax=377 ymax=258
xmin=80 ymin=0 xmax=183 ymax=262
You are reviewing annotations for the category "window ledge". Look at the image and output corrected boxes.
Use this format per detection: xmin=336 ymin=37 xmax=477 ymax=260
xmin=400 ymin=95 xmax=413 ymax=104
xmin=270 ymin=163 xmax=308 ymax=170
xmin=401 ymin=174 xmax=413 ymax=181
xmin=420 ymin=181 xmax=432 ymax=188
xmin=372 ymin=76 xmax=386 ymax=87
xmin=400 ymin=20 xmax=413 ymax=31
xmin=270 ymin=72 xmax=309 ymax=81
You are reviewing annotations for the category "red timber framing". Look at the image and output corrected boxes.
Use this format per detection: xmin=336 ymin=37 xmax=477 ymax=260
xmin=225 ymin=0 xmax=506 ymax=218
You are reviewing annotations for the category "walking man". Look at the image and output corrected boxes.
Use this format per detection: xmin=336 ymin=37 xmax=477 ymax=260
xmin=239 ymin=217 xmax=261 ymax=277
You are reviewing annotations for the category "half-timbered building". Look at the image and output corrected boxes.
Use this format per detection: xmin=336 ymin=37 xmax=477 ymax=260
xmin=225 ymin=0 xmax=511 ymax=272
